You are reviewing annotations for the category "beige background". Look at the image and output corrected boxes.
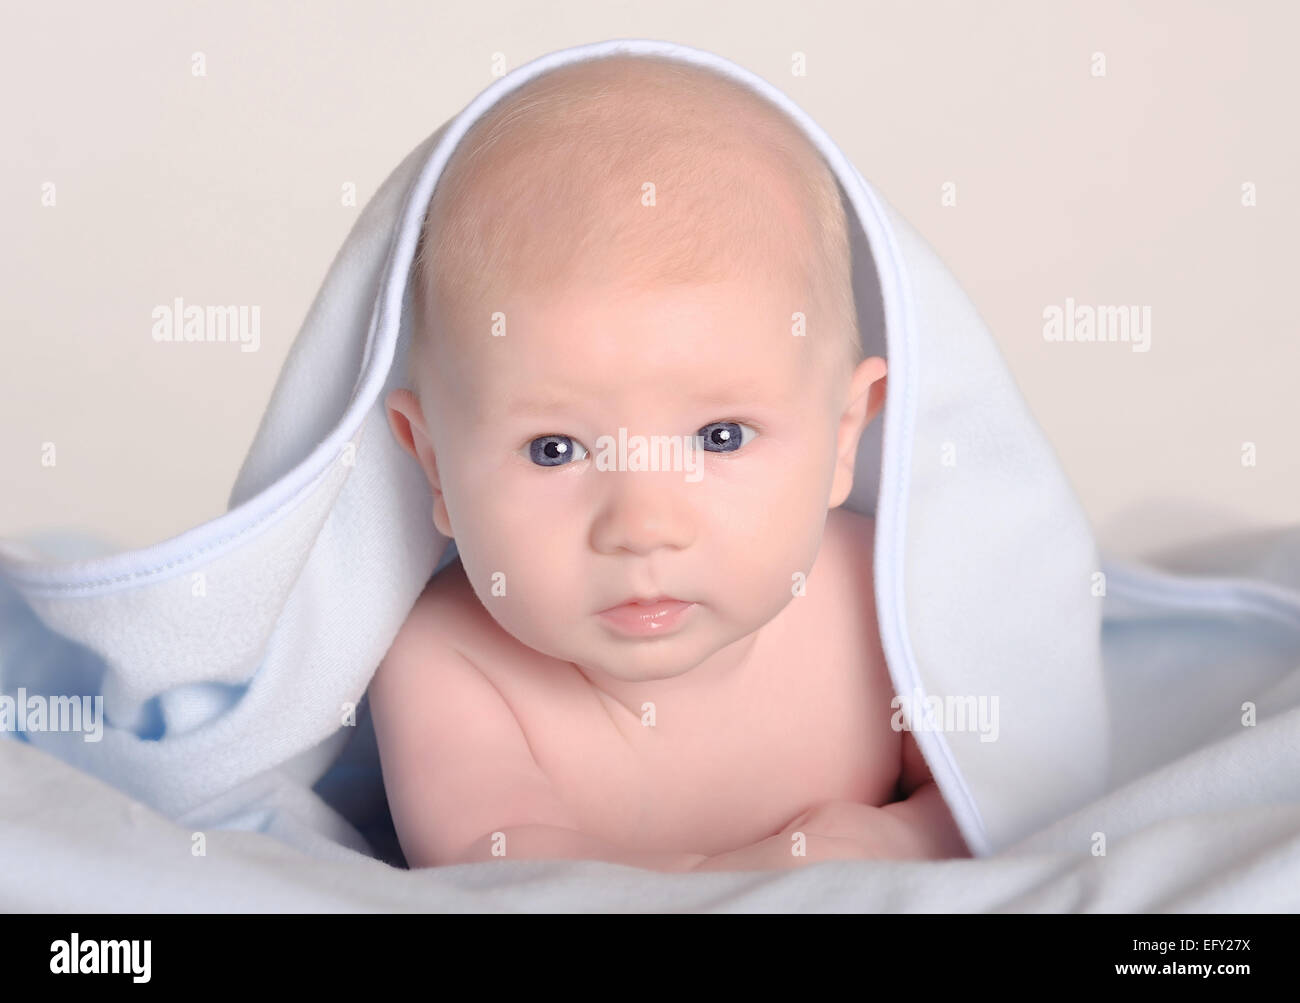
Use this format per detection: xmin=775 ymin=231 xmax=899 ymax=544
xmin=2 ymin=0 xmax=1295 ymax=560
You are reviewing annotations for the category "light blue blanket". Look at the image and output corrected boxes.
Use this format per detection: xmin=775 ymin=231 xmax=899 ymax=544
xmin=2 ymin=38 xmax=1297 ymax=911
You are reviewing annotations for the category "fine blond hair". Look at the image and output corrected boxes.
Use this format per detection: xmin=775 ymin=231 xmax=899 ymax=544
xmin=411 ymin=54 xmax=858 ymax=380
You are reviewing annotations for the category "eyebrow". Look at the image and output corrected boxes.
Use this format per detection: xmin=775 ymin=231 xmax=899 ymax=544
xmin=504 ymin=383 xmax=771 ymax=416
xmin=501 ymin=391 xmax=580 ymax=416
xmin=686 ymin=382 xmax=773 ymax=407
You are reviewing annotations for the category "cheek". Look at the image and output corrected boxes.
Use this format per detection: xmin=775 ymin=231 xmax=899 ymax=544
xmin=448 ymin=466 xmax=589 ymax=637
xmin=695 ymin=448 xmax=829 ymax=600
xmin=722 ymin=513 xmax=823 ymax=602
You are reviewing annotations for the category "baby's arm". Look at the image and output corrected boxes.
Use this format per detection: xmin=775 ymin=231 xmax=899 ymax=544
xmin=451 ymin=825 xmax=706 ymax=871
xmin=876 ymin=727 xmax=971 ymax=857
xmin=694 ymin=730 xmax=969 ymax=870
xmin=369 ymin=591 xmax=706 ymax=873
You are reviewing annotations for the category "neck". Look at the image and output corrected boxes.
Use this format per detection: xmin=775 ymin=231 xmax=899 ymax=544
xmin=573 ymin=623 xmax=771 ymax=722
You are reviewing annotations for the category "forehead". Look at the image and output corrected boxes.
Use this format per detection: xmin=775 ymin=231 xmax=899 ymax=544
xmin=441 ymin=277 xmax=828 ymax=412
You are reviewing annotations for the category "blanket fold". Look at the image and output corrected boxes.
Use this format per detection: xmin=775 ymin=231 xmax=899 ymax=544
xmin=2 ymin=39 xmax=1296 ymax=879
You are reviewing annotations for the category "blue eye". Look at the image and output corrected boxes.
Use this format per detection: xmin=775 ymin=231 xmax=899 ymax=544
xmin=696 ymin=422 xmax=756 ymax=453
xmin=526 ymin=434 xmax=589 ymax=466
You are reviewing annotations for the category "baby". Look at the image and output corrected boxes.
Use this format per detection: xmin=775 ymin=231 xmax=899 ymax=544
xmin=369 ymin=54 xmax=970 ymax=871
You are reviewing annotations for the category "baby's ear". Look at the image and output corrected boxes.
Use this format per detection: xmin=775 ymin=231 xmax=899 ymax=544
xmin=863 ymin=363 xmax=887 ymax=428
xmin=829 ymin=356 xmax=888 ymax=508
xmin=386 ymin=388 xmax=453 ymax=538
xmin=385 ymin=388 xmax=426 ymax=461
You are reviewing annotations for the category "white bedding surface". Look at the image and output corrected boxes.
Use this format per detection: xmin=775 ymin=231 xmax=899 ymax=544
xmin=4 ymin=720 xmax=1298 ymax=913
xmin=3 ymin=39 xmax=1298 ymax=915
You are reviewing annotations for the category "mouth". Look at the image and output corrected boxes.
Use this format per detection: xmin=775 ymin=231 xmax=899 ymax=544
xmin=597 ymin=597 xmax=697 ymax=637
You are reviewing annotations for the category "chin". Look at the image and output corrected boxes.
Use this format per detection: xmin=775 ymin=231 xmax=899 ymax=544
xmin=586 ymin=637 xmax=703 ymax=683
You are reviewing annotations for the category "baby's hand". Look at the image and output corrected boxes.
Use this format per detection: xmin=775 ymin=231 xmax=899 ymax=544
xmin=689 ymin=799 xmax=923 ymax=872
xmin=782 ymin=799 xmax=918 ymax=859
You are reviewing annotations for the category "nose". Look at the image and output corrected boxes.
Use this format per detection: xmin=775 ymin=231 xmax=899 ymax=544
xmin=589 ymin=469 xmax=696 ymax=557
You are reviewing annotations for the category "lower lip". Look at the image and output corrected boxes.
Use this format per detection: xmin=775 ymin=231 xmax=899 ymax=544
xmin=598 ymin=599 xmax=697 ymax=637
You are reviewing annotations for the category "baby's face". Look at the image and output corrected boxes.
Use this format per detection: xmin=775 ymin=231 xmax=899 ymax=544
xmin=411 ymin=273 xmax=867 ymax=685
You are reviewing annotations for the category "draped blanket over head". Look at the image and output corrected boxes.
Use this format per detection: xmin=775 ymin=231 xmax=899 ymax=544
xmin=3 ymin=40 xmax=1299 ymax=879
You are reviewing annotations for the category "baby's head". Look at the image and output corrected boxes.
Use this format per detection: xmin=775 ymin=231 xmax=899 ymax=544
xmin=388 ymin=54 xmax=887 ymax=684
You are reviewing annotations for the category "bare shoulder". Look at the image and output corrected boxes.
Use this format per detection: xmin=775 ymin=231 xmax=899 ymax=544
xmin=825 ymin=505 xmax=876 ymax=547
xmin=820 ymin=506 xmax=890 ymax=680
xmin=413 ymin=555 xmax=486 ymax=629
xmin=824 ymin=509 xmax=900 ymax=783
xmin=793 ymin=506 xmax=883 ymax=656
xmin=396 ymin=558 xmax=484 ymax=644
xmin=370 ymin=558 xmax=490 ymax=695
xmin=822 ymin=506 xmax=877 ymax=592
xmin=367 ymin=556 xmax=573 ymax=865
